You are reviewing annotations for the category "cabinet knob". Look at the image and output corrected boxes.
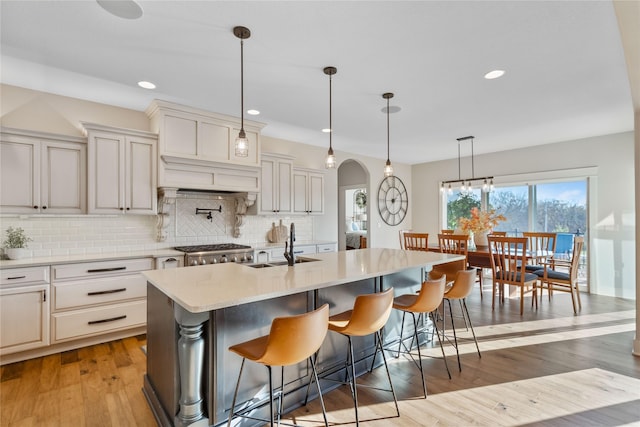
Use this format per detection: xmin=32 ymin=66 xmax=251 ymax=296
xmin=33 ymin=205 xmax=38 ymax=209
xmin=120 ymin=207 xmax=124 ymax=211
xmin=42 ymin=206 xmax=47 ymax=210
xmin=126 ymin=207 xmax=130 ymax=211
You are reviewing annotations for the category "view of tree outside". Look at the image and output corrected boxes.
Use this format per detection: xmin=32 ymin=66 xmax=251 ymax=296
xmin=446 ymin=190 xmax=480 ymax=229
xmin=489 ymin=186 xmax=528 ymax=233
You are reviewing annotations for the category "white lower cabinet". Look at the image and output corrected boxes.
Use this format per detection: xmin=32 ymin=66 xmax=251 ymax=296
xmin=51 ymin=257 xmax=152 ymax=343
xmin=317 ymin=243 xmax=337 ymax=253
xmin=0 ymin=266 xmax=50 ymax=355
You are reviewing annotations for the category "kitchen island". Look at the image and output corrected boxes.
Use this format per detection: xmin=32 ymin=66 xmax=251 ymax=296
xmin=142 ymin=248 xmax=465 ymax=427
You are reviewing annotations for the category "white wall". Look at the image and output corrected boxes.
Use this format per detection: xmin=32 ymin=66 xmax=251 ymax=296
xmin=412 ymin=132 xmax=635 ymax=299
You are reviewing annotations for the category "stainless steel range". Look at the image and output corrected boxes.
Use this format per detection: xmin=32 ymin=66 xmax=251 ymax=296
xmin=174 ymin=243 xmax=254 ymax=267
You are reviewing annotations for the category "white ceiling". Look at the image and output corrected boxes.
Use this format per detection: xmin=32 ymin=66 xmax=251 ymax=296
xmin=0 ymin=0 xmax=634 ymax=164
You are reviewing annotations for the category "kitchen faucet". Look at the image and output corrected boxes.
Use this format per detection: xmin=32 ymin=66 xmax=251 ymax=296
xmin=284 ymin=223 xmax=296 ymax=266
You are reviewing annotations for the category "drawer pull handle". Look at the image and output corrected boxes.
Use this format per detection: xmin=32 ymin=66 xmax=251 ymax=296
xmin=87 ymin=288 xmax=127 ymax=296
xmin=88 ymin=315 xmax=127 ymax=325
xmin=87 ymin=267 xmax=127 ymax=273
xmin=7 ymin=275 xmax=27 ymax=280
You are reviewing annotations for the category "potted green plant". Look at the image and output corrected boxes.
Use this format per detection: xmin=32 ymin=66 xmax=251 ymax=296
xmin=2 ymin=226 xmax=32 ymax=260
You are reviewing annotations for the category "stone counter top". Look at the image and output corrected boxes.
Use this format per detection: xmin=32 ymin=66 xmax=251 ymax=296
xmin=0 ymin=248 xmax=184 ymax=269
xmin=142 ymin=248 xmax=464 ymax=313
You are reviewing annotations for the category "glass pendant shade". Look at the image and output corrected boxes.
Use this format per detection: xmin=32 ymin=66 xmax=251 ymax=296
xmin=235 ymin=130 xmax=249 ymax=157
xmin=325 ymin=147 xmax=336 ymax=169
xmin=383 ymin=160 xmax=393 ymax=177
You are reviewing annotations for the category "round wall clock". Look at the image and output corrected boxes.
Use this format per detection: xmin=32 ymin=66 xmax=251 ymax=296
xmin=377 ymin=175 xmax=408 ymax=226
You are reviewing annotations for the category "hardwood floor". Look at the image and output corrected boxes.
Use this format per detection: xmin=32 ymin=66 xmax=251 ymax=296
xmin=1 ymin=287 xmax=638 ymax=426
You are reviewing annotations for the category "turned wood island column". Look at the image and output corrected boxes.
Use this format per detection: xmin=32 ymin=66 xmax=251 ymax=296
xmin=142 ymin=248 xmax=465 ymax=427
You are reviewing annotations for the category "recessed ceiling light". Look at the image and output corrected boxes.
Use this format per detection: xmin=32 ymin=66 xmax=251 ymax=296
xmin=322 ymin=128 xmax=331 ymax=133
xmin=247 ymin=109 xmax=260 ymax=115
xmin=97 ymin=0 xmax=143 ymax=20
xmin=138 ymin=81 xmax=156 ymax=89
xmin=484 ymin=70 xmax=505 ymax=79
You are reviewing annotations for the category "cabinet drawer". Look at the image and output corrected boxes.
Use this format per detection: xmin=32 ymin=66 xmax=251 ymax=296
xmin=1 ymin=266 xmax=49 ymax=286
xmin=53 ymin=274 xmax=146 ymax=311
xmin=52 ymin=258 xmax=153 ymax=281
xmin=317 ymin=243 xmax=337 ymax=253
xmin=293 ymin=245 xmax=316 ymax=255
xmin=52 ymin=300 xmax=146 ymax=342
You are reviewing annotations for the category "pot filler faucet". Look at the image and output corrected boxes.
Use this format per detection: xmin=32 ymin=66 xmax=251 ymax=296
xmin=283 ymin=223 xmax=296 ymax=266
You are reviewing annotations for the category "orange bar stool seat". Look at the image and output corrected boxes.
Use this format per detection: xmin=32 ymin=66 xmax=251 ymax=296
xmin=227 ymin=304 xmax=329 ymax=427
xmin=392 ymin=275 xmax=451 ymax=398
xmin=320 ymin=288 xmax=399 ymax=425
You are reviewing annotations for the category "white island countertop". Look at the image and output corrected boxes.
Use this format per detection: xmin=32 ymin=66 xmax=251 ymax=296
xmin=142 ymin=248 xmax=465 ymax=313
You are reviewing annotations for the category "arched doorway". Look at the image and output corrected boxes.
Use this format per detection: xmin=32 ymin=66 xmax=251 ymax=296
xmin=338 ymin=159 xmax=370 ymax=250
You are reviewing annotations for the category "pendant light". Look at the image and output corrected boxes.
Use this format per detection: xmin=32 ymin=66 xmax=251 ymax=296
xmin=440 ymin=136 xmax=494 ymax=193
xmin=382 ymin=92 xmax=394 ymax=177
xmin=233 ymin=26 xmax=251 ymax=157
xmin=324 ymin=66 xmax=337 ymax=169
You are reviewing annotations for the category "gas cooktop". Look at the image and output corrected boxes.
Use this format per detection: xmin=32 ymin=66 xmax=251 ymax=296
xmin=174 ymin=243 xmax=252 ymax=253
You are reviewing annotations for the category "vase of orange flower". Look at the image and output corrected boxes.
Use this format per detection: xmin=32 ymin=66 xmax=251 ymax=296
xmin=458 ymin=207 xmax=506 ymax=247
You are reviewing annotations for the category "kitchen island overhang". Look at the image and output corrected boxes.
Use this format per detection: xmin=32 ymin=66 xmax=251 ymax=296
xmin=142 ymin=248 xmax=465 ymax=427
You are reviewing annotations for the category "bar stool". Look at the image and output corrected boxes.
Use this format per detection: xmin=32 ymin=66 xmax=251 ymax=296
xmin=441 ymin=269 xmax=481 ymax=371
xmin=320 ymin=288 xmax=399 ymax=425
xmin=392 ymin=275 xmax=450 ymax=398
xmin=227 ymin=304 xmax=329 ymax=427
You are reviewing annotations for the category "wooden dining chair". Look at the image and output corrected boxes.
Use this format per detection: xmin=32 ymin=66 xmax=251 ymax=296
xmin=403 ymin=232 xmax=429 ymax=252
xmin=534 ymin=236 xmax=584 ymax=313
xmin=398 ymin=229 xmax=413 ymax=249
xmin=488 ymin=235 xmax=539 ymax=315
xmin=522 ymin=232 xmax=557 ymax=272
xmin=434 ymin=233 xmax=470 ymax=284
xmin=441 ymin=229 xmax=454 ymax=235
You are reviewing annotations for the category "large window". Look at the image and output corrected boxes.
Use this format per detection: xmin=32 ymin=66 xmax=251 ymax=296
xmin=445 ymin=178 xmax=588 ymax=286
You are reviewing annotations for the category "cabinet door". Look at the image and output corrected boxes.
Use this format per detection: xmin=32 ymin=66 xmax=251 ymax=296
xmin=277 ymin=160 xmax=293 ymax=213
xmin=0 ymin=284 xmax=50 ymax=355
xmin=198 ymin=119 xmax=230 ymax=161
xmin=260 ymin=157 xmax=277 ymax=213
xmin=292 ymin=171 xmax=309 ymax=214
xmin=260 ymin=157 xmax=293 ymax=214
xmin=125 ymin=136 xmax=157 ymax=214
xmin=41 ymin=140 xmax=86 ymax=214
xmin=88 ymin=132 xmax=125 ymax=214
xmin=0 ymin=139 xmax=40 ymax=213
xmin=308 ymin=172 xmax=324 ymax=214
xmin=293 ymin=170 xmax=324 ymax=214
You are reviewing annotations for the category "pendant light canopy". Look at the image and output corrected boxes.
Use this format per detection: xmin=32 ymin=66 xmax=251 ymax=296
xmin=233 ymin=26 xmax=251 ymax=157
xmin=324 ymin=66 xmax=337 ymax=169
xmin=383 ymin=92 xmax=394 ymax=177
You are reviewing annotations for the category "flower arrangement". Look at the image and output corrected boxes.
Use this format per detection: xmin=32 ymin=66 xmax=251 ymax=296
xmin=458 ymin=207 xmax=506 ymax=234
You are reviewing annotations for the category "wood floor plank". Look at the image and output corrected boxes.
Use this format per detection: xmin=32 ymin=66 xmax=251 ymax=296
xmin=0 ymin=289 xmax=638 ymax=427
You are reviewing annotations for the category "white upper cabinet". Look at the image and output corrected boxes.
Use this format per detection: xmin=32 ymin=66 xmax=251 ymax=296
xmin=0 ymin=128 xmax=86 ymax=214
xmin=83 ymin=123 xmax=157 ymax=215
xmin=293 ymin=168 xmax=324 ymax=215
xmin=260 ymin=153 xmax=293 ymax=214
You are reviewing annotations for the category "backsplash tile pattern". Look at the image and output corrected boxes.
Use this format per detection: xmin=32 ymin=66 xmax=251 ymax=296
xmin=0 ymin=193 xmax=314 ymax=258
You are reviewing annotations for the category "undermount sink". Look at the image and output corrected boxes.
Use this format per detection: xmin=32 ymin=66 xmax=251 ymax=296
xmin=245 ymin=257 xmax=320 ymax=268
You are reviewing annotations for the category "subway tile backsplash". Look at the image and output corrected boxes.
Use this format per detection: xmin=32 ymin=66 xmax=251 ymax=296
xmin=0 ymin=193 xmax=313 ymax=257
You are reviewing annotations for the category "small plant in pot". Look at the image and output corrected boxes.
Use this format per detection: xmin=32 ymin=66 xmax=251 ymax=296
xmin=2 ymin=227 xmax=32 ymax=260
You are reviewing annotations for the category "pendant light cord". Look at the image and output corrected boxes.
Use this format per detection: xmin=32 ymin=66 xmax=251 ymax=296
xmin=329 ymin=71 xmax=333 ymax=151
xmin=240 ymin=39 xmax=245 ymax=133
xmin=386 ymin=96 xmax=390 ymax=162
